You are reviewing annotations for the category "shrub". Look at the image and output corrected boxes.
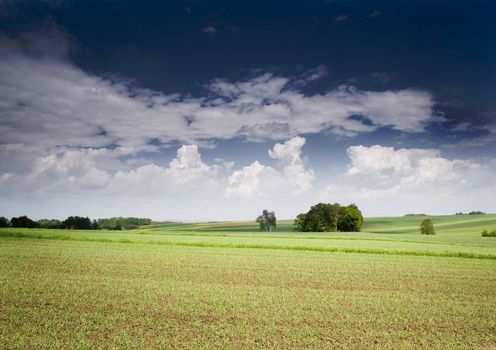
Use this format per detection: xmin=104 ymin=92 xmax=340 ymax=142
xmin=481 ymin=229 xmax=496 ymax=237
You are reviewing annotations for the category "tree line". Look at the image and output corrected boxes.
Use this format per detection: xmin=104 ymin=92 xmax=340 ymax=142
xmin=0 ymin=216 xmax=152 ymax=230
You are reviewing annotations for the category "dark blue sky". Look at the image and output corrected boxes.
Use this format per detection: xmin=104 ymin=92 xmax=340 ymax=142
xmin=0 ymin=0 xmax=495 ymax=219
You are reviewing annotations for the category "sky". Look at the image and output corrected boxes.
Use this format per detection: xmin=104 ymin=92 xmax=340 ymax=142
xmin=0 ymin=0 xmax=495 ymax=221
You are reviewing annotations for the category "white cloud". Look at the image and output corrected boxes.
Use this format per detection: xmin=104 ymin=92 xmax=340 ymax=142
xmin=268 ymin=136 xmax=315 ymax=193
xmin=111 ymin=144 xmax=218 ymax=194
xmin=225 ymin=136 xmax=315 ymax=198
xmin=324 ymin=145 xmax=490 ymax=201
xmin=318 ymin=144 xmax=495 ymax=216
xmin=346 ymin=145 xmax=439 ymax=176
xmin=225 ymin=161 xmax=280 ymax=199
xmin=0 ymin=148 xmax=115 ymax=193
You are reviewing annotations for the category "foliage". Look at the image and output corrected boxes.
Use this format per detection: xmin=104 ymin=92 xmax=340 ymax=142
xmin=419 ymin=219 xmax=435 ymax=235
xmin=294 ymin=203 xmax=363 ymax=232
xmin=98 ymin=217 xmax=152 ymax=230
xmin=481 ymin=229 xmax=496 ymax=237
xmin=404 ymin=213 xmax=427 ymax=217
xmin=337 ymin=204 xmax=364 ymax=232
xmin=256 ymin=210 xmax=276 ymax=232
xmin=62 ymin=216 xmax=93 ymax=230
xmin=10 ymin=216 xmax=39 ymax=228
xmin=0 ymin=216 xmax=9 ymax=227
xmin=37 ymin=219 xmax=64 ymax=229
xmin=293 ymin=213 xmax=308 ymax=232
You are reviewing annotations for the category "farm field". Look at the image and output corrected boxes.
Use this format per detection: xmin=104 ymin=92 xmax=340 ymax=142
xmin=1 ymin=215 xmax=495 ymax=348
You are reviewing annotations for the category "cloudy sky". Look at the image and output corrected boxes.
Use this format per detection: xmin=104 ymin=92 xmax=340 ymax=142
xmin=0 ymin=0 xmax=495 ymax=221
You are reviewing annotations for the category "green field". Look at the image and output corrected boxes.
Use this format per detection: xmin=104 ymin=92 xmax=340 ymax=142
xmin=1 ymin=215 xmax=495 ymax=348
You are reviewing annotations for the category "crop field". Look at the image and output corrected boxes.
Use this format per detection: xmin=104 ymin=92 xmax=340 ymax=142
xmin=1 ymin=215 xmax=496 ymax=349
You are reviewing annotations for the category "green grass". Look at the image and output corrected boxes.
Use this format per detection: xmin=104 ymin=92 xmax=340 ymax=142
xmin=1 ymin=214 xmax=495 ymax=348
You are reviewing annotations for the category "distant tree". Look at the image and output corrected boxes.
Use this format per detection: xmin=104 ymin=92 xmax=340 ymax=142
xmin=97 ymin=217 xmax=151 ymax=230
xmin=10 ymin=216 xmax=39 ymax=228
xmin=256 ymin=210 xmax=276 ymax=232
xmin=37 ymin=219 xmax=63 ymax=229
xmin=0 ymin=216 xmax=9 ymax=227
xmin=62 ymin=216 xmax=92 ymax=230
xmin=468 ymin=211 xmax=485 ymax=215
xmin=419 ymin=219 xmax=435 ymax=235
xmin=91 ymin=219 xmax=100 ymax=230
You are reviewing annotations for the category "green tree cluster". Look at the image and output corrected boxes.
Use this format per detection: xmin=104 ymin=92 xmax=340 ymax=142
xmin=37 ymin=219 xmax=64 ymax=229
xmin=293 ymin=203 xmax=363 ymax=232
xmin=10 ymin=216 xmax=39 ymax=228
xmin=256 ymin=210 xmax=276 ymax=232
xmin=62 ymin=216 xmax=96 ymax=230
xmin=98 ymin=217 xmax=152 ymax=230
xmin=0 ymin=215 xmax=152 ymax=230
xmin=419 ymin=219 xmax=435 ymax=235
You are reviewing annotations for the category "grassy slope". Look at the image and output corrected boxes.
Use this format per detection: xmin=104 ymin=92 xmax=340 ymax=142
xmin=1 ymin=215 xmax=495 ymax=348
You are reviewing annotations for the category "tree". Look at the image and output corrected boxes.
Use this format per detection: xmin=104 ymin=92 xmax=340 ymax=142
xmin=91 ymin=219 xmax=100 ymax=230
xmin=10 ymin=216 xmax=39 ymax=228
xmin=62 ymin=216 xmax=92 ymax=230
xmin=337 ymin=204 xmax=364 ymax=232
xmin=293 ymin=213 xmax=308 ymax=232
xmin=0 ymin=216 xmax=9 ymax=227
xmin=419 ymin=219 xmax=435 ymax=235
xmin=97 ymin=217 xmax=151 ymax=230
xmin=294 ymin=202 xmax=364 ymax=232
xmin=256 ymin=210 xmax=276 ymax=232
xmin=37 ymin=219 xmax=63 ymax=229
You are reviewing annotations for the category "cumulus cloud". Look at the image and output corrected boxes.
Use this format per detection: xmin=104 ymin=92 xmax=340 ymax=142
xmin=225 ymin=161 xmax=280 ymax=199
xmin=225 ymin=136 xmax=315 ymax=198
xmin=112 ymin=144 xmax=218 ymax=193
xmin=324 ymin=145 xmax=490 ymax=200
xmin=0 ymin=143 xmax=224 ymax=197
xmin=346 ymin=145 xmax=438 ymax=176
